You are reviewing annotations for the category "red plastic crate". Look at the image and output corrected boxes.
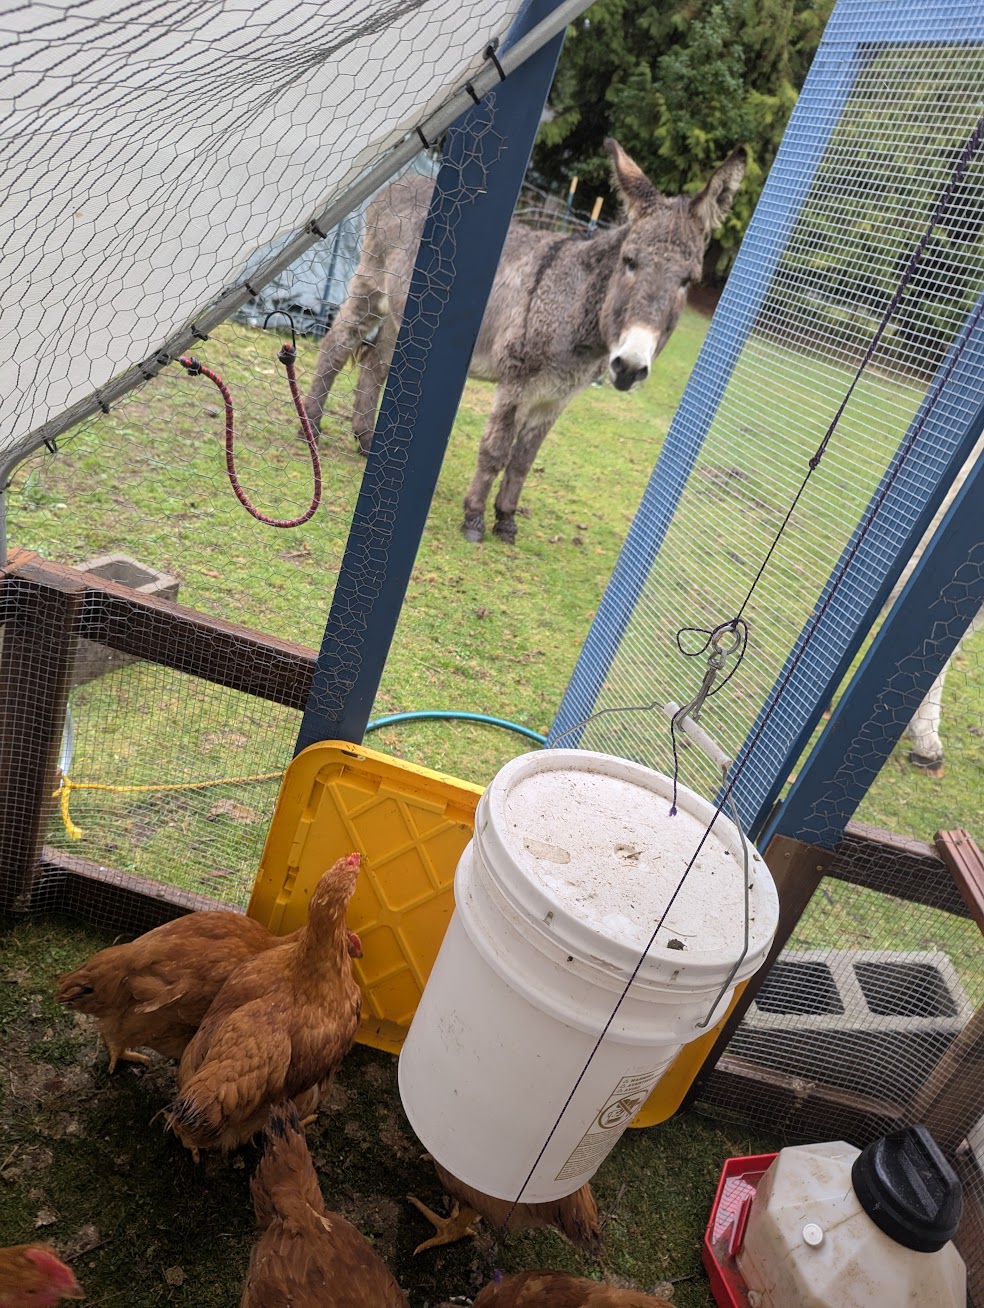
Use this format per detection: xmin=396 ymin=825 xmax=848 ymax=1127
xmin=702 ymin=1152 xmax=778 ymax=1307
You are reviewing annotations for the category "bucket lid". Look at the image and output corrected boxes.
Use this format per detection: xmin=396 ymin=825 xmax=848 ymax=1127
xmin=475 ymin=749 xmax=778 ymax=980
xmin=851 ymin=1125 xmax=963 ymax=1253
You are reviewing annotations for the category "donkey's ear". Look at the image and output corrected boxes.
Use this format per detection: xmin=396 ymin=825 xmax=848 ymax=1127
xmin=690 ymin=147 xmax=748 ymax=236
xmin=604 ymin=138 xmax=661 ymax=220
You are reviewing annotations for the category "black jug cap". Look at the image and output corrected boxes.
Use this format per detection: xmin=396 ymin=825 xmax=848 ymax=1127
xmin=851 ymin=1125 xmax=963 ymax=1253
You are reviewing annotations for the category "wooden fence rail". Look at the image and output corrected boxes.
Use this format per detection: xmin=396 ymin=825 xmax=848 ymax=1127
xmin=1 ymin=549 xmax=981 ymax=1302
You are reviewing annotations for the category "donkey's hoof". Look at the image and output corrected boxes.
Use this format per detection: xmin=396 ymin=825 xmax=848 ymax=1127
xmin=908 ymin=750 xmax=945 ymax=777
xmin=462 ymin=514 xmax=486 ymax=544
xmin=492 ymin=512 xmax=517 ymax=544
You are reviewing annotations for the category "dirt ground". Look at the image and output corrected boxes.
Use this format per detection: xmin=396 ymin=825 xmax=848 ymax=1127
xmin=0 ymin=911 xmax=779 ymax=1306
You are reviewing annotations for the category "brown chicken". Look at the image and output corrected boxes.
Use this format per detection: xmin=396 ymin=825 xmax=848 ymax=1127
xmin=166 ymin=853 xmax=363 ymax=1156
xmin=471 ymin=1272 xmax=673 ymax=1307
xmin=241 ymin=1103 xmax=409 ymax=1308
xmin=0 ymin=1244 xmax=84 ymax=1307
xmin=55 ymin=909 xmax=363 ymax=1075
xmin=409 ymin=1158 xmax=601 ymax=1256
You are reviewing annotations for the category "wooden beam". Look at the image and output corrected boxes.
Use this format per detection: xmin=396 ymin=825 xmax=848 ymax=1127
xmin=36 ymin=846 xmax=232 ymax=935
xmin=686 ymin=834 xmax=829 ymax=1106
xmin=0 ymin=571 xmax=83 ymax=911
xmin=831 ymin=820 xmax=967 ymax=917
xmin=7 ymin=556 xmax=317 ymax=710
xmin=699 ymin=1052 xmax=905 ymax=1146
xmin=909 ymin=1004 xmax=984 ymax=1154
xmin=935 ymin=827 xmax=984 ymax=934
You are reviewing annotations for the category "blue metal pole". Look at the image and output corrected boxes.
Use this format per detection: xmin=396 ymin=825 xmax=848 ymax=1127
xmin=295 ymin=1 xmax=567 ymax=753
xmin=759 ymin=446 xmax=984 ymax=849
xmin=548 ymin=25 xmax=864 ymax=746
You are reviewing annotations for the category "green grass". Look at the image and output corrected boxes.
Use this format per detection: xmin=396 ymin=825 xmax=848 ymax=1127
xmin=10 ymin=305 xmax=982 ymax=932
xmin=14 ymin=311 xmax=704 ymax=895
xmin=0 ymin=912 xmax=779 ymax=1307
xmin=4 ymin=304 xmax=983 ymax=1304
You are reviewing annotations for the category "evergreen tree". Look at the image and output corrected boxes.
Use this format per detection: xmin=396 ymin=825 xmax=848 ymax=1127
xmin=532 ymin=0 xmax=835 ymax=278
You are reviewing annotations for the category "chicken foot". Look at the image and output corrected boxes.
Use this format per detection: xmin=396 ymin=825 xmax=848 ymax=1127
xmin=407 ymin=1194 xmax=482 ymax=1253
xmin=103 ymin=1037 xmax=151 ymax=1074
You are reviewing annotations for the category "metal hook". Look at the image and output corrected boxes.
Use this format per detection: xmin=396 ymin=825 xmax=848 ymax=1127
xmin=711 ymin=625 xmax=744 ymax=660
xmin=262 ymin=310 xmax=297 ymax=352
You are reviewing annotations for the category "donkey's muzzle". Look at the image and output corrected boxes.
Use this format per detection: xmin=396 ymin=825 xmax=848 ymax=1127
xmin=610 ymin=356 xmax=649 ymax=391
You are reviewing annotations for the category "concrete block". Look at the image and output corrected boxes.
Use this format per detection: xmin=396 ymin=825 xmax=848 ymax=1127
xmin=71 ymin=554 xmax=180 ymax=687
xmin=730 ymin=949 xmax=974 ymax=1103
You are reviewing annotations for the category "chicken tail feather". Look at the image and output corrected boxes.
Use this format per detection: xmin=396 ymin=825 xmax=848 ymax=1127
xmin=251 ymin=1102 xmax=326 ymax=1232
xmin=164 ymin=1087 xmax=225 ymax=1150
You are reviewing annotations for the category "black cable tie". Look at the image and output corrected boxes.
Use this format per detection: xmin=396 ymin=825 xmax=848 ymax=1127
xmin=96 ymin=392 xmax=111 ymax=414
xmin=43 ymin=436 xmax=57 ymax=455
xmin=416 ymin=125 xmax=430 ymax=150
xmin=244 ymin=281 xmax=259 ymax=297
xmin=308 ymin=219 xmax=328 ymax=239
xmin=155 ymin=350 xmax=170 ymax=366
xmin=191 ymin=325 xmax=209 ymax=342
xmin=484 ymin=39 xmax=506 ymax=81
xmin=465 ymin=81 xmax=481 ymax=104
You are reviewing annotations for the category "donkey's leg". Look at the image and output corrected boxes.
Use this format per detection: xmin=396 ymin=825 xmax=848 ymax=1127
xmin=492 ymin=403 xmax=563 ymax=543
xmin=462 ymin=389 xmax=519 ymax=543
xmin=303 ymin=287 xmax=382 ymax=435
xmin=351 ymin=317 xmax=398 ymax=457
xmin=905 ymin=662 xmax=950 ymax=774
xmin=905 ymin=604 xmax=983 ymax=772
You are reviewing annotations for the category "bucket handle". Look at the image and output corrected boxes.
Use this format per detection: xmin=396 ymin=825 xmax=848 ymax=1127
xmin=664 ymin=703 xmax=751 ymax=1031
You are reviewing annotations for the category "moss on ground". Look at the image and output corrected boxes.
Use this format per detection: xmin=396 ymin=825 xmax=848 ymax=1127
xmin=0 ymin=912 xmax=780 ymax=1306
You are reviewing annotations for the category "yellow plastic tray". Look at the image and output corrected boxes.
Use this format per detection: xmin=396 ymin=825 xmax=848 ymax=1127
xmin=248 ymin=739 xmax=482 ymax=1055
xmin=248 ymin=737 xmax=739 ymax=1122
xmin=626 ymin=982 xmax=748 ymax=1128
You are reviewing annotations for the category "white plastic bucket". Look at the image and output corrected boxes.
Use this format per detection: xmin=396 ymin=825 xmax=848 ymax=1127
xmin=398 ymin=749 xmax=779 ymax=1202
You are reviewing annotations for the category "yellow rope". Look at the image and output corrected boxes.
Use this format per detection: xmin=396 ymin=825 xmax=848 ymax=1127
xmin=52 ymin=770 xmax=285 ymax=842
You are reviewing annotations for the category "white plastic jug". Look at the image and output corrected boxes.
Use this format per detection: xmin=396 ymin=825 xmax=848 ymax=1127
xmin=398 ymin=748 xmax=779 ymax=1201
xmin=737 ymin=1129 xmax=966 ymax=1308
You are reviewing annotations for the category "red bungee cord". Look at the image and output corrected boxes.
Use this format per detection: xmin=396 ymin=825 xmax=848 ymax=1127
xmin=178 ymin=316 xmax=322 ymax=528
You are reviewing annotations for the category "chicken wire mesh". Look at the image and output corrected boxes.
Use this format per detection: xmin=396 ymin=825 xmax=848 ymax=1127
xmin=1 ymin=104 xmax=519 ymax=927
xmin=0 ymin=0 xmax=531 ymax=466
xmin=0 ymin=0 xmax=558 ymax=926
xmin=540 ymin=2 xmax=984 ymax=1278
xmin=550 ymin=27 xmax=984 ymax=851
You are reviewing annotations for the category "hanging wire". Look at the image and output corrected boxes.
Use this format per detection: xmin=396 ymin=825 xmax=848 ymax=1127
xmin=490 ymin=100 xmax=984 ymax=1247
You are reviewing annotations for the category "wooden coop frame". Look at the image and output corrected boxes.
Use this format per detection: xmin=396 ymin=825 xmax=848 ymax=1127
xmin=0 ymin=544 xmax=981 ymax=1299
xmin=1 ymin=0 xmax=983 ymax=1300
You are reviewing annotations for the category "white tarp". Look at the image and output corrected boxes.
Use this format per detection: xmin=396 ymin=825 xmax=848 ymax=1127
xmin=0 ymin=0 xmax=521 ymax=458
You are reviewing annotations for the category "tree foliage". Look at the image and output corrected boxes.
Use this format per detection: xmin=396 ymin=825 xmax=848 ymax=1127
xmin=532 ymin=0 xmax=835 ymax=278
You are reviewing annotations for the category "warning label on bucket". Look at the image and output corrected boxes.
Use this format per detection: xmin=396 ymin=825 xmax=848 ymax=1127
xmin=555 ymin=1071 xmax=662 ymax=1181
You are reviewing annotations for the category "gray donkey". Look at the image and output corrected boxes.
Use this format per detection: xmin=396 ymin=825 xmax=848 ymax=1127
xmin=303 ymin=139 xmax=747 ymax=543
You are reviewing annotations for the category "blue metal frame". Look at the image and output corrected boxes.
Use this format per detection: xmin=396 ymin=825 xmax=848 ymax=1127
xmin=738 ymin=307 xmax=984 ymax=837
xmin=548 ymin=9 xmax=864 ymax=747
xmin=295 ymin=0 xmax=566 ymax=754
xmin=762 ymin=445 xmax=984 ymax=848
xmin=550 ymin=0 xmax=984 ymax=852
